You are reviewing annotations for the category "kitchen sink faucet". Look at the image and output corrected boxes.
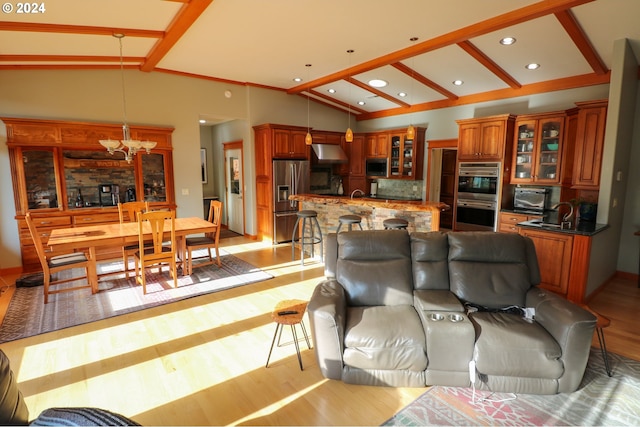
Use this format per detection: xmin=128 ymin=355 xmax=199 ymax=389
xmin=551 ymin=202 xmax=574 ymax=229
xmin=350 ymin=189 xmax=365 ymax=199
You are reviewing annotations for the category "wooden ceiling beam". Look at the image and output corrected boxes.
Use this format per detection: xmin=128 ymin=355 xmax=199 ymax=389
xmin=391 ymin=62 xmax=459 ymax=100
xmin=140 ymin=0 xmax=213 ymax=72
xmin=307 ymin=89 xmax=368 ymax=115
xmin=554 ymin=9 xmax=608 ymax=75
xmin=288 ymin=0 xmax=595 ymax=94
xmin=346 ymin=77 xmax=410 ymax=108
xmin=0 ymin=55 xmax=144 ymax=63
xmin=456 ymin=40 xmax=521 ymax=89
xmin=0 ymin=22 xmax=163 ymax=38
xmin=357 ymin=71 xmax=610 ymax=121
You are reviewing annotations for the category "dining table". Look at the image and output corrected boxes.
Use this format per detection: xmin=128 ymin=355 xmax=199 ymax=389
xmin=46 ymin=216 xmax=218 ymax=287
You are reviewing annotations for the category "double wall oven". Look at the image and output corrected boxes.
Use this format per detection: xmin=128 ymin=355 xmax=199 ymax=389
xmin=455 ymin=162 xmax=501 ymax=231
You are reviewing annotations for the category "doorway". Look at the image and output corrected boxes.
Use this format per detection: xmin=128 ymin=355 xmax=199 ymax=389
xmin=224 ymin=141 xmax=244 ymax=235
xmin=427 ymin=139 xmax=458 ymax=230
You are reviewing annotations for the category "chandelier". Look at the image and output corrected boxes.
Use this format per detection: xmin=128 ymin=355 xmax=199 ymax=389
xmin=99 ymin=34 xmax=156 ymax=162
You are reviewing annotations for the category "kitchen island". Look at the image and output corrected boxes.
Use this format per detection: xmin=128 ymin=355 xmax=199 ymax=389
xmin=289 ymin=194 xmax=449 ymax=236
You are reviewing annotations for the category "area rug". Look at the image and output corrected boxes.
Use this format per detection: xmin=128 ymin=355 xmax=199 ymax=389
xmin=0 ymin=249 xmax=273 ymax=343
xmin=384 ymin=348 xmax=640 ymax=426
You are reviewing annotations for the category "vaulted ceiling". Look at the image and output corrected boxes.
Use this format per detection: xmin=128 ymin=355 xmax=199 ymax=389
xmin=2 ymin=0 xmax=639 ymax=122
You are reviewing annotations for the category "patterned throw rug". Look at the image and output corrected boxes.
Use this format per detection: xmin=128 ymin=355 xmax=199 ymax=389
xmin=0 ymin=249 xmax=272 ymax=343
xmin=384 ymin=348 xmax=640 ymax=426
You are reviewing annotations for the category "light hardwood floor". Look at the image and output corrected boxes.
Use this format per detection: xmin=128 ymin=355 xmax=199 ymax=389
xmin=0 ymin=235 xmax=637 ymax=425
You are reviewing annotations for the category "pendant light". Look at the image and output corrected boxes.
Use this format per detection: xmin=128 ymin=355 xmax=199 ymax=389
xmin=305 ymin=64 xmax=313 ymax=145
xmin=406 ymin=37 xmax=418 ymax=140
xmin=98 ymin=34 xmax=156 ymax=162
xmin=345 ymin=49 xmax=354 ymax=142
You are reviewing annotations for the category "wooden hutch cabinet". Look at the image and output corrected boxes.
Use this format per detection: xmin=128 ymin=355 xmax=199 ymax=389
xmin=4 ymin=117 xmax=175 ymax=272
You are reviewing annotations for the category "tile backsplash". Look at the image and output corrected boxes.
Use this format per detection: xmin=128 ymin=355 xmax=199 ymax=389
xmin=375 ymin=179 xmax=423 ymax=199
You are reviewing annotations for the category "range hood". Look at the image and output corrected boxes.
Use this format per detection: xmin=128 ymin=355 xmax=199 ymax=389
xmin=311 ymin=144 xmax=348 ymax=164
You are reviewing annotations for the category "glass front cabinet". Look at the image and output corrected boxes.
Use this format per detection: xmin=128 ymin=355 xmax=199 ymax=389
xmin=511 ymin=114 xmax=565 ymax=184
xmin=3 ymin=117 xmax=175 ymax=272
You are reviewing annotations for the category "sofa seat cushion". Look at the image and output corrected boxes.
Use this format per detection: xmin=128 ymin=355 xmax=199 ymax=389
xmin=343 ymin=305 xmax=427 ymax=371
xmin=471 ymin=312 xmax=563 ymax=379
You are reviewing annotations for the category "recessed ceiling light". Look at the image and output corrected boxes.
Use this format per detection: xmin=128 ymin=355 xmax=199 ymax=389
xmin=328 ymin=88 xmax=336 ymax=94
xmin=199 ymin=119 xmax=206 ymax=124
xmin=293 ymin=77 xmax=303 ymax=82
xmin=453 ymin=80 xmax=464 ymax=86
xmin=525 ymin=63 xmax=540 ymax=70
xmin=500 ymin=37 xmax=516 ymax=45
xmin=357 ymin=101 xmax=366 ymax=106
xmin=398 ymin=92 xmax=407 ymax=97
xmin=368 ymin=79 xmax=388 ymax=88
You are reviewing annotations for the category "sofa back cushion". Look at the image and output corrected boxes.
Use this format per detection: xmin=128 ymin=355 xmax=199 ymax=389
xmin=337 ymin=230 xmax=413 ymax=306
xmin=411 ymin=232 xmax=450 ymax=290
xmin=447 ymin=232 xmax=539 ymax=309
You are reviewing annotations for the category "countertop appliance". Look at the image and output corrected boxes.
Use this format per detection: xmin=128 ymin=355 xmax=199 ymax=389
xmin=273 ymin=160 xmax=310 ymax=244
xmin=98 ymin=184 xmax=120 ymax=207
xmin=513 ymin=187 xmax=548 ymax=213
xmin=455 ymin=162 xmax=501 ymax=232
xmin=366 ymin=158 xmax=388 ymax=177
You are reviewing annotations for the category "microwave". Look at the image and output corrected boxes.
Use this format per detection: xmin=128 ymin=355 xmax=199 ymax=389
xmin=366 ymin=158 xmax=388 ymax=177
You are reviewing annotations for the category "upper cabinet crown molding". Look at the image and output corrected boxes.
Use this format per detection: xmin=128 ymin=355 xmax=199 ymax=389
xmin=2 ymin=117 xmax=174 ymax=150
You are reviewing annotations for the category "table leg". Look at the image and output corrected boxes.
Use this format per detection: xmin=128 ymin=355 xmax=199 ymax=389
xmin=176 ymin=236 xmax=187 ymax=276
xmin=89 ymin=246 xmax=99 ymax=294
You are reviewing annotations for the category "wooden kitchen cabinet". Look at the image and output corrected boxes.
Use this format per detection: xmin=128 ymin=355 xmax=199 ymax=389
xmin=253 ymin=123 xmax=310 ymax=242
xmin=272 ymin=127 xmax=309 ymax=159
xmin=572 ymin=100 xmax=607 ymax=189
xmin=498 ymin=211 xmax=542 ymax=234
xmin=519 ymin=228 xmax=573 ymax=296
xmin=456 ymin=114 xmax=515 ymax=161
xmin=511 ymin=113 xmax=565 ymax=184
xmin=389 ymin=127 xmax=425 ymax=180
xmin=3 ymin=117 xmax=175 ymax=272
xmin=365 ymin=133 xmax=389 ymax=158
xmin=342 ymin=134 xmax=367 ymax=193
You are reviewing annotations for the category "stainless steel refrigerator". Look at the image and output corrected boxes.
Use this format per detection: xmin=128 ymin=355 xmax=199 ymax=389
xmin=273 ymin=159 xmax=310 ymax=244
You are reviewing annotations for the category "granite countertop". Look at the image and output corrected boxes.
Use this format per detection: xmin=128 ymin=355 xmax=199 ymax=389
xmin=517 ymin=219 xmax=609 ymax=236
xmin=290 ymin=194 xmax=449 ymax=213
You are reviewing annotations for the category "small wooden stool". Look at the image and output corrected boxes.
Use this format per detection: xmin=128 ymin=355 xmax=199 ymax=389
xmin=266 ymin=299 xmax=312 ymax=370
xmin=581 ymin=304 xmax=613 ymax=377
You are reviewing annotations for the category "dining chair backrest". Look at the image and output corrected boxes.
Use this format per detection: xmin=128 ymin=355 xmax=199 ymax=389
xmin=118 ymin=201 xmax=149 ymax=223
xmin=137 ymin=209 xmax=176 ymax=262
xmin=24 ymin=212 xmax=49 ymax=271
xmin=206 ymin=200 xmax=223 ymax=239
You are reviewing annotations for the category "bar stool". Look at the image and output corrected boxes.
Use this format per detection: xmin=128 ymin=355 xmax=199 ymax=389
xmin=266 ymin=299 xmax=312 ymax=371
xmin=291 ymin=210 xmax=323 ymax=265
xmin=336 ymin=214 xmax=363 ymax=233
xmin=383 ymin=218 xmax=409 ymax=230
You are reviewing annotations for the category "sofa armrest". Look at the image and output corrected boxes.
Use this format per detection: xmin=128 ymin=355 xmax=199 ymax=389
xmin=526 ymin=288 xmax=596 ymax=393
xmin=307 ymin=279 xmax=347 ymax=380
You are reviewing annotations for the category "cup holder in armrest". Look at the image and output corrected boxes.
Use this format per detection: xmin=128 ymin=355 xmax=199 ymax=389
xmin=429 ymin=313 xmax=445 ymax=321
xmin=448 ymin=313 xmax=464 ymax=323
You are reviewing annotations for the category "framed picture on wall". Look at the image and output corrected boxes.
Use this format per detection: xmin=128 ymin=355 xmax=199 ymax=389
xmin=200 ymin=148 xmax=208 ymax=184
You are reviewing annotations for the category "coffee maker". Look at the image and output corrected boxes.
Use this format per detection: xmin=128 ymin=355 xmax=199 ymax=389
xmin=98 ymin=184 xmax=119 ymax=206
xmin=125 ymin=187 xmax=136 ymax=202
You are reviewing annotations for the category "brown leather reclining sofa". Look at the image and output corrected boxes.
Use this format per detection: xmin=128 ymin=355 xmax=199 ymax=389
xmin=308 ymin=230 xmax=597 ymax=395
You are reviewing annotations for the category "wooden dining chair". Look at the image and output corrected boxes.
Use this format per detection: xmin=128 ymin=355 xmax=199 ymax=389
xmin=134 ymin=209 xmax=178 ymax=294
xmin=118 ymin=201 xmax=149 ymax=276
xmin=25 ymin=212 xmax=97 ymax=304
xmin=185 ymin=200 xmax=223 ymax=275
